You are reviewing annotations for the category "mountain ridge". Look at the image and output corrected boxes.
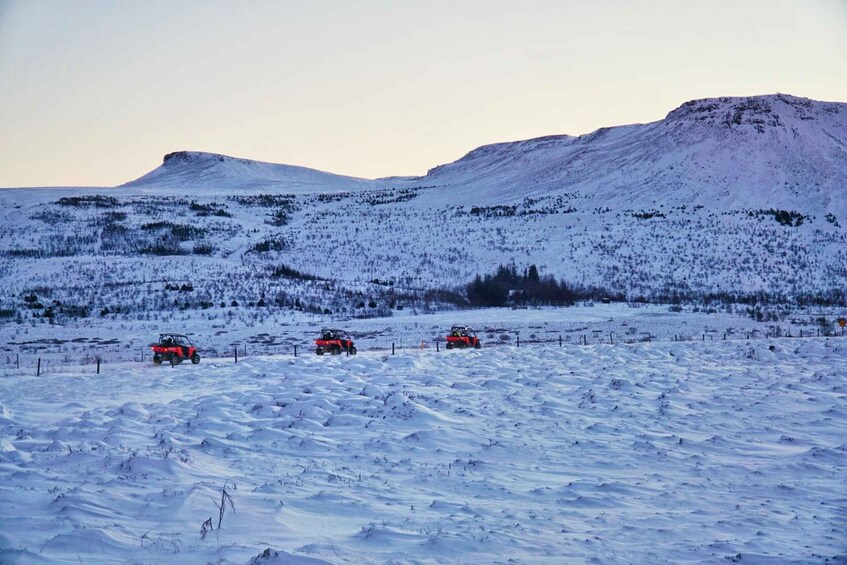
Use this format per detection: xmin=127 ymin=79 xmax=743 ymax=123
xmin=120 ymin=93 xmax=847 ymax=217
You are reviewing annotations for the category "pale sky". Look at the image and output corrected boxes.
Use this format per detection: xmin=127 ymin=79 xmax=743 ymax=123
xmin=1 ymin=0 xmax=845 ymax=187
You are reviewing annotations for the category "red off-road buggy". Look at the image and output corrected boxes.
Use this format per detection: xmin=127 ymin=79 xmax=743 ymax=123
xmin=315 ymin=328 xmax=357 ymax=355
xmin=150 ymin=333 xmax=200 ymax=366
xmin=445 ymin=326 xmax=481 ymax=349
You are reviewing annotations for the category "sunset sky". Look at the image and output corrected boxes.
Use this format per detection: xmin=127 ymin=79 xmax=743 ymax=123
xmin=1 ymin=0 xmax=845 ymax=187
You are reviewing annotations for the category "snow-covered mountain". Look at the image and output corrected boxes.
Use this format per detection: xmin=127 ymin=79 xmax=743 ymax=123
xmin=1 ymin=94 xmax=845 ymax=327
xmin=419 ymin=94 xmax=847 ymax=216
xmin=121 ymin=94 xmax=847 ymax=217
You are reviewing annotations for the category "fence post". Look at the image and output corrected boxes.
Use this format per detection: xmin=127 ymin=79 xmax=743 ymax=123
xmin=610 ymin=332 xmax=614 ymax=345
xmin=392 ymin=342 xmax=395 ymax=355
xmin=37 ymin=358 xmax=41 ymax=377
xmin=96 ymin=357 xmax=101 ymax=374
xmin=294 ymin=345 xmax=298 ymax=357
xmin=559 ymin=335 xmax=562 ymax=347
xmin=517 ymin=335 xmax=520 ymax=348
xmin=234 ymin=347 xmax=238 ymax=363
xmin=16 ymin=354 xmax=19 ymax=369
xmin=436 ymin=340 xmax=439 ymax=352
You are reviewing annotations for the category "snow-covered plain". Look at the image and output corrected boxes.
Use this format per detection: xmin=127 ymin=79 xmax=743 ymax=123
xmin=1 ymin=313 xmax=845 ymax=564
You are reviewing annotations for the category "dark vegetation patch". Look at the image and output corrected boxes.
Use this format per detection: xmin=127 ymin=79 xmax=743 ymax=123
xmin=470 ymin=205 xmax=517 ymax=218
xmin=748 ymin=209 xmax=809 ymax=227
xmin=190 ymin=200 xmax=232 ymax=217
xmin=140 ymin=221 xmax=206 ymax=241
xmin=633 ymin=210 xmax=666 ymax=220
xmin=229 ymin=194 xmax=298 ymax=209
xmin=465 ymin=263 xmax=624 ymax=307
xmin=251 ymin=238 xmax=288 ymax=253
xmin=55 ymin=195 xmax=120 ymax=208
xmin=270 ymin=264 xmax=323 ymax=281
xmin=358 ymin=188 xmax=421 ymax=205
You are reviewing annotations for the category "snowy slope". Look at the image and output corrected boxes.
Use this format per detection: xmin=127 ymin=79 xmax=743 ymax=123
xmin=1 ymin=335 xmax=845 ymax=563
xmin=418 ymin=94 xmax=847 ymax=216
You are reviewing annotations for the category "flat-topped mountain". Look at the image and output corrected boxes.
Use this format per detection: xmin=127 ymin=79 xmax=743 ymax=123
xmin=122 ymin=150 xmax=378 ymax=193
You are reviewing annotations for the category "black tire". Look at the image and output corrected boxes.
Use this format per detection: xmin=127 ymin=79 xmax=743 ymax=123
xmin=350 ymin=346 xmax=357 ymax=355
xmin=446 ymin=342 xmax=453 ymax=349
xmin=172 ymin=354 xmax=182 ymax=366
xmin=475 ymin=342 xmax=482 ymax=349
xmin=316 ymin=348 xmax=324 ymax=355
xmin=331 ymin=346 xmax=342 ymax=355
xmin=153 ymin=354 xmax=162 ymax=365
xmin=191 ymin=353 xmax=200 ymax=364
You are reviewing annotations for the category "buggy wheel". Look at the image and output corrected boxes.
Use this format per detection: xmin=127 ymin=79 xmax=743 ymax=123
xmin=153 ymin=354 xmax=162 ymax=365
xmin=331 ymin=346 xmax=342 ymax=355
xmin=316 ymin=348 xmax=324 ymax=355
xmin=446 ymin=342 xmax=453 ymax=349
xmin=475 ymin=342 xmax=482 ymax=349
xmin=172 ymin=354 xmax=182 ymax=366
xmin=191 ymin=353 xmax=200 ymax=364
xmin=350 ymin=346 xmax=357 ymax=355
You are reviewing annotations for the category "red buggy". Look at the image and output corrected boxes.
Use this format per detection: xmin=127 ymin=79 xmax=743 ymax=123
xmin=150 ymin=333 xmax=200 ymax=366
xmin=445 ymin=326 xmax=481 ymax=349
xmin=315 ymin=328 xmax=357 ymax=355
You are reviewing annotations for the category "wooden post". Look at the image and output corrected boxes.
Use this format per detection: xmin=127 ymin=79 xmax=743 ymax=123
xmin=436 ymin=340 xmax=439 ymax=352
xmin=559 ymin=335 xmax=562 ymax=347
xmin=516 ymin=335 xmax=520 ymax=348
xmin=37 ymin=358 xmax=41 ymax=377
xmin=96 ymin=357 xmax=101 ymax=374
xmin=294 ymin=345 xmax=298 ymax=357
xmin=610 ymin=332 xmax=614 ymax=345
xmin=392 ymin=342 xmax=395 ymax=355
xmin=234 ymin=347 xmax=238 ymax=363
xmin=16 ymin=354 xmax=19 ymax=369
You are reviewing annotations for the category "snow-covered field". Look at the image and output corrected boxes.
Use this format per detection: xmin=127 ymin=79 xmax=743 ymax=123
xmin=1 ymin=315 xmax=845 ymax=563
xmin=1 ymin=303 xmax=830 ymax=372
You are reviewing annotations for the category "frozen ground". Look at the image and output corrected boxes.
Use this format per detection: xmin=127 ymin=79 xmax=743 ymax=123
xmin=0 ymin=314 xmax=845 ymax=563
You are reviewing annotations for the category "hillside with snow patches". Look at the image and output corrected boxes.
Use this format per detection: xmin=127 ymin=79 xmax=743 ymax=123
xmin=1 ymin=94 xmax=845 ymax=335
